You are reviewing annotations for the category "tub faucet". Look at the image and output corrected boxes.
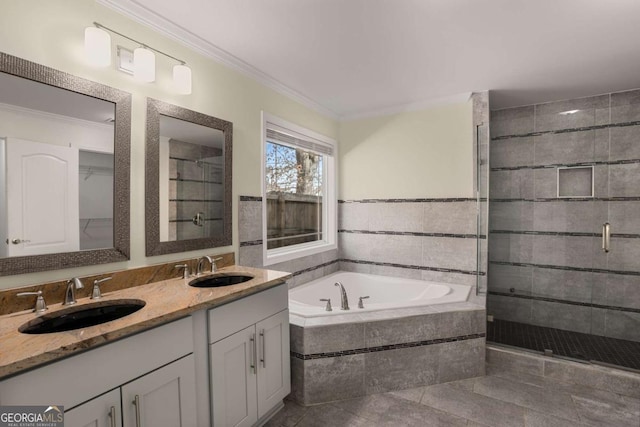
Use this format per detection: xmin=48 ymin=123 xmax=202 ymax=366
xmin=334 ymin=282 xmax=349 ymax=310
xmin=64 ymin=277 xmax=84 ymax=305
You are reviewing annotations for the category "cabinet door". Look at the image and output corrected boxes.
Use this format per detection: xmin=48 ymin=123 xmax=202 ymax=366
xmin=256 ymin=309 xmax=290 ymax=419
xmin=210 ymin=325 xmax=258 ymax=427
xmin=121 ymin=355 xmax=197 ymax=427
xmin=64 ymin=389 xmax=121 ymax=427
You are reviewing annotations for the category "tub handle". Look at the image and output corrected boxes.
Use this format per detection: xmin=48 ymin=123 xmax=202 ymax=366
xmin=319 ymin=298 xmax=332 ymax=311
xmin=358 ymin=296 xmax=370 ymax=309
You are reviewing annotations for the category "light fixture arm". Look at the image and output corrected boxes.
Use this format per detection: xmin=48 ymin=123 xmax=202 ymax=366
xmin=93 ymin=22 xmax=186 ymax=65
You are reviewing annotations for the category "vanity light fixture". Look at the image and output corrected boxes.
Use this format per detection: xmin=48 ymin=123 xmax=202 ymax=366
xmin=84 ymin=22 xmax=192 ymax=94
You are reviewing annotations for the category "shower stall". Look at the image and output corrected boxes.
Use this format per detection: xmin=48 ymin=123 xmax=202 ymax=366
xmin=486 ymin=89 xmax=640 ymax=371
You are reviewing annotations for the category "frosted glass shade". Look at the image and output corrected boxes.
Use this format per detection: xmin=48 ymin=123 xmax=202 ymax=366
xmin=134 ymin=47 xmax=155 ymax=82
xmin=173 ymin=64 xmax=192 ymax=95
xmin=84 ymin=27 xmax=111 ymax=67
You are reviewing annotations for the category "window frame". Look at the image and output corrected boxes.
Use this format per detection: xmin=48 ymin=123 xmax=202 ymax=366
xmin=261 ymin=112 xmax=337 ymax=266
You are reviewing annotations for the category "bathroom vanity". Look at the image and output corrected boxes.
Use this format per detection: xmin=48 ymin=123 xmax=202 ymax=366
xmin=0 ymin=264 xmax=291 ymax=427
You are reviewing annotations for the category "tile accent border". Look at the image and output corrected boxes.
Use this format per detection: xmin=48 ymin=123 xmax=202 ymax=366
xmin=293 ymin=260 xmax=339 ymax=276
xmin=291 ymin=333 xmax=486 ymax=360
xmin=339 ymin=229 xmax=482 ymax=239
xmin=492 ymin=158 xmax=640 ymax=172
xmin=491 ymin=119 xmax=640 ymax=141
xmin=491 ymin=230 xmax=640 ymax=239
xmin=341 ymin=259 xmax=484 ymax=276
xmin=488 ymin=291 xmax=640 ymax=314
xmin=339 ymin=198 xmax=476 ymax=203
xmin=239 ymin=239 xmax=263 ymax=247
xmin=490 ymin=260 xmax=640 ymax=277
xmin=239 ymin=195 xmax=263 ymax=201
xmin=491 ymin=197 xmax=640 ymax=202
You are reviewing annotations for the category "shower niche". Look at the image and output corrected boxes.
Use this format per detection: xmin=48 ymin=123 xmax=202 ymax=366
xmin=557 ymin=165 xmax=593 ymax=198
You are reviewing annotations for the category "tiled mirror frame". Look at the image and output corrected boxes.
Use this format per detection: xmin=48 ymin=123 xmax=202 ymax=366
xmin=0 ymin=52 xmax=132 ymax=276
xmin=145 ymin=98 xmax=233 ymax=256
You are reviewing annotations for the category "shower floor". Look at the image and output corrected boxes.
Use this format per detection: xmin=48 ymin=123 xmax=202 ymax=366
xmin=487 ymin=318 xmax=640 ymax=371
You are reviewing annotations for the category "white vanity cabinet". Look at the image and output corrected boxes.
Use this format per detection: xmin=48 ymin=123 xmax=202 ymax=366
xmin=0 ymin=317 xmax=197 ymax=427
xmin=209 ymin=284 xmax=290 ymax=427
xmin=65 ymin=355 xmax=197 ymax=427
xmin=64 ymin=389 xmax=122 ymax=427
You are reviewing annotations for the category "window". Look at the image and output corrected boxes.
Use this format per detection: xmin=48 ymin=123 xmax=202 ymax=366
xmin=262 ymin=113 xmax=336 ymax=265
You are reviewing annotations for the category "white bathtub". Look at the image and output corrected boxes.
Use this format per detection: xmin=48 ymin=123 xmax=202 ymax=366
xmin=289 ymin=271 xmax=472 ymax=318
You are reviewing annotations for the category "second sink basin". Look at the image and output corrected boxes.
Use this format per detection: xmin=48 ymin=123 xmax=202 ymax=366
xmin=189 ymin=273 xmax=253 ymax=288
xmin=19 ymin=299 xmax=146 ymax=334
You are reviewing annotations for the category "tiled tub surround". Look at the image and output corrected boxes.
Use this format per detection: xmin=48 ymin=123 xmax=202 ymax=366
xmin=488 ymin=88 xmax=640 ymax=343
xmin=238 ymin=196 xmax=339 ymax=288
xmin=289 ymin=302 xmax=485 ymax=405
xmin=239 ymin=196 xmax=486 ymax=295
xmin=338 ymin=198 xmax=484 ymax=296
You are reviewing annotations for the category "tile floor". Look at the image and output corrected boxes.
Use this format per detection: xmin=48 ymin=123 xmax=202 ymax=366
xmin=265 ymin=362 xmax=640 ymax=426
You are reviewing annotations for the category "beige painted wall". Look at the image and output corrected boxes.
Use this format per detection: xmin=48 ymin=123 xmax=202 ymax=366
xmin=0 ymin=0 xmax=337 ymax=288
xmin=339 ymin=102 xmax=473 ymax=200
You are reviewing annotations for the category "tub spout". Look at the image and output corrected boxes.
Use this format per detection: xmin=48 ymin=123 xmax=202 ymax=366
xmin=335 ymin=282 xmax=350 ymax=310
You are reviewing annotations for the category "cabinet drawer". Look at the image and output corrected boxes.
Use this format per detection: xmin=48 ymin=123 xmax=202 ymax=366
xmin=208 ymin=284 xmax=287 ymax=344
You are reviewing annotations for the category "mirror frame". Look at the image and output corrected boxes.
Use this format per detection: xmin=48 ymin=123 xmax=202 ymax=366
xmin=145 ymin=98 xmax=232 ymax=256
xmin=0 ymin=52 xmax=131 ymax=276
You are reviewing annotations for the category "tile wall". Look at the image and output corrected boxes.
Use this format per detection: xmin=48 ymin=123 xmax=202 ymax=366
xmin=338 ymin=199 xmax=481 ymax=294
xmin=487 ymin=88 xmax=640 ymax=342
xmin=238 ymin=196 xmax=339 ymax=287
xmin=238 ymin=196 xmax=483 ymax=295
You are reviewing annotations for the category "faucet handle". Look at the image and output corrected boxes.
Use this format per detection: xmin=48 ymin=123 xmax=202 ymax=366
xmin=319 ymin=298 xmax=332 ymax=312
xmin=358 ymin=296 xmax=370 ymax=309
xmin=17 ymin=290 xmax=48 ymax=313
xmin=212 ymin=257 xmax=223 ymax=272
xmin=91 ymin=277 xmax=112 ymax=299
xmin=175 ymin=264 xmax=190 ymax=279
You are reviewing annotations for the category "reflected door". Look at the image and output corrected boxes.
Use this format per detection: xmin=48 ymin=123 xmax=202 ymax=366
xmin=5 ymin=137 xmax=79 ymax=256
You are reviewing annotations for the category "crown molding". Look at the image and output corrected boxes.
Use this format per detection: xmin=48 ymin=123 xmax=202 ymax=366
xmin=340 ymin=92 xmax=474 ymax=122
xmin=96 ymin=0 xmax=339 ymax=120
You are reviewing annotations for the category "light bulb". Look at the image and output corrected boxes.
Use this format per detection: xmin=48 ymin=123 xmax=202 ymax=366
xmin=173 ymin=64 xmax=192 ymax=95
xmin=134 ymin=47 xmax=155 ymax=82
xmin=84 ymin=27 xmax=111 ymax=67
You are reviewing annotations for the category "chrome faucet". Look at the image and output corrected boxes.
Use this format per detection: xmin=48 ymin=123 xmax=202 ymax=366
xmin=334 ymin=282 xmax=349 ymax=310
xmin=64 ymin=277 xmax=84 ymax=305
xmin=197 ymin=256 xmax=223 ymax=275
xmin=196 ymin=256 xmax=213 ymax=275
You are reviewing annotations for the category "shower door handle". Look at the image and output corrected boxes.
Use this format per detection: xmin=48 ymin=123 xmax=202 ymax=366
xmin=602 ymin=222 xmax=610 ymax=253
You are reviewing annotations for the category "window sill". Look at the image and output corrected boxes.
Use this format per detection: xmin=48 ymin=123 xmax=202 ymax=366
xmin=263 ymin=240 xmax=337 ymax=266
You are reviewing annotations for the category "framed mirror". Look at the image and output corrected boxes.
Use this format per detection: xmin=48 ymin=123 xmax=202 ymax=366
xmin=0 ymin=52 xmax=131 ymax=277
xmin=145 ymin=98 xmax=232 ymax=256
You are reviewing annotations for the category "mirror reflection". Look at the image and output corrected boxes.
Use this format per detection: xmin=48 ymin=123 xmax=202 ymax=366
xmin=0 ymin=72 xmax=115 ymax=258
xmin=159 ymin=115 xmax=224 ymax=242
xmin=145 ymin=98 xmax=232 ymax=256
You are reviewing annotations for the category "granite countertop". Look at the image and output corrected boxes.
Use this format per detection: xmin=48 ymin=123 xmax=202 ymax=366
xmin=0 ymin=265 xmax=291 ymax=379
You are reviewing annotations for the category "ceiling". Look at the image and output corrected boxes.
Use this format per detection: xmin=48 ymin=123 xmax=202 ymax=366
xmin=100 ymin=0 xmax=640 ymax=119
